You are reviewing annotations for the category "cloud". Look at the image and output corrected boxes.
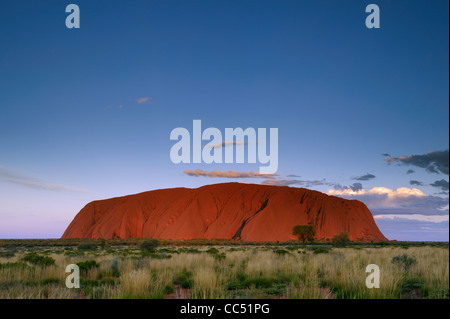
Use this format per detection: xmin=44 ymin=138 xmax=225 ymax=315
xmin=136 ymin=97 xmax=150 ymax=104
xmin=184 ymin=169 xmax=334 ymax=189
xmin=328 ymin=186 xmax=427 ymax=198
xmin=262 ymin=179 xmax=364 ymax=190
xmin=381 ymin=153 xmax=391 ymax=157
xmin=334 ymin=182 xmax=363 ymax=192
xmin=327 ymin=186 xmax=449 ymax=216
xmin=430 ymin=179 xmax=449 ymax=191
xmin=347 ymin=182 xmax=363 ymax=191
xmin=410 ymin=180 xmax=424 ymax=186
xmin=7 ymin=180 xmax=88 ymax=193
xmin=386 ymin=150 xmax=449 ymax=175
xmin=183 ymin=169 xmax=279 ymax=179
xmin=286 ymin=174 xmax=301 ymax=178
xmin=352 ymin=173 xmax=376 ymax=181
xmin=406 ymin=169 xmax=415 ymax=175
xmin=374 ymin=214 xmax=449 ymax=223
xmin=261 ymin=178 xmax=330 ymax=187
xmin=0 ymin=165 xmax=88 ymax=194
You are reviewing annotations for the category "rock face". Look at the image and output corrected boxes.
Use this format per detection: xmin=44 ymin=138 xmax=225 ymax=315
xmin=61 ymin=183 xmax=387 ymax=242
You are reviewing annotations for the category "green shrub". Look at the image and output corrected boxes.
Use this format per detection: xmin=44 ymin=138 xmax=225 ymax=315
xmin=214 ymin=253 xmax=226 ymax=260
xmin=139 ymin=239 xmax=160 ymax=251
xmin=177 ymin=248 xmax=201 ymax=254
xmin=157 ymin=248 xmax=179 ymax=254
xmin=140 ymin=251 xmax=172 ymax=259
xmin=0 ymin=251 xmax=16 ymax=258
xmin=153 ymin=253 xmax=172 ymax=259
xmin=332 ymin=231 xmax=350 ymax=247
xmin=206 ymin=248 xmax=219 ymax=254
xmin=21 ymin=253 xmax=55 ymax=267
xmin=174 ymin=270 xmax=193 ymax=288
xmin=273 ymin=249 xmax=290 ymax=255
xmin=313 ymin=247 xmax=330 ymax=254
xmin=78 ymin=243 xmax=98 ymax=251
xmin=392 ymin=254 xmax=417 ymax=271
xmin=76 ymin=260 xmax=100 ymax=273
xmin=0 ymin=262 xmax=32 ymax=270
xmin=41 ymin=278 xmax=61 ymax=285
xmin=64 ymin=250 xmax=84 ymax=257
xmin=264 ymin=283 xmax=288 ymax=296
xmin=110 ymin=257 xmax=120 ymax=277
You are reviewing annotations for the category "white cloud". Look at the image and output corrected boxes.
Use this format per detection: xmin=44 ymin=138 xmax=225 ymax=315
xmin=327 ymin=185 xmax=448 ymax=216
xmin=327 ymin=186 xmax=426 ymax=198
xmin=374 ymin=214 xmax=449 ymax=223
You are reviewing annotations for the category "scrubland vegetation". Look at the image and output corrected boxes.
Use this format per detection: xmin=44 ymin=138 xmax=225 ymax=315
xmin=0 ymin=239 xmax=448 ymax=299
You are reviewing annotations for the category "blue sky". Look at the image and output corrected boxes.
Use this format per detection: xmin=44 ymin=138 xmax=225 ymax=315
xmin=0 ymin=0 xmax=448 ymax=240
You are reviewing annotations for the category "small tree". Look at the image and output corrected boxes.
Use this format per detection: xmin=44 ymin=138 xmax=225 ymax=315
xmin=292 ymin=225 xmax=316 ymax=244
xmin=332 ymin=231 xmax=350 ymax=247
xmin=139 ymin=239 xmax=160 ymax=251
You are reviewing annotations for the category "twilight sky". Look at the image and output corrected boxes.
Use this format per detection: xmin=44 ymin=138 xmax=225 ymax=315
xmin=0 ymin=0 xmax=448 ymax=241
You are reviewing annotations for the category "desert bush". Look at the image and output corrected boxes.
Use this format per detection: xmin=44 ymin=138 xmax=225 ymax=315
xmin=214 ymin=253 xmax=226 ymax=260
xmin=177 ymin=248 xmax=201 ymax=254
xmin=206 ymin=248 xmax=219 ymax=254
xmin=273 ymin=249 xmax=290 ymax=255
xmin=64 ymin=250 xmax=84 ymax=257
xmin=21 ymin=253 xmax=55 ymax=267
xmin=110 ymin=257 xmax=120 ymax=277
xmin=313 ymin=247 xmax=330 ymax=254
xmin=78 ymin=243 xmax=98 ymax=251
xmin=76 ymin=260 xmax=100 ymax=273
xmin=0 ymin=262 xmax=32 ymax=270
xmin=139 ymin=239 xmax=160 ymax=252
xmin=332 ymin=231 xmax=350 ymax=247
xmin=173 ymin=269 xmax=193 ymax=288
xmin=0 ymin=251 xmax=16 ymax=258
xmin=392 ymin=253 xmax=417 ymax=271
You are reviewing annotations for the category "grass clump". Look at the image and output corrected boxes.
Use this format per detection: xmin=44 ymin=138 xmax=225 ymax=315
xmin=313 ymin=247 xmax=330 ymax=254
xmin=392 ymin=254 xmax=417 ymax=271
xmin=21 ymin=253 xmax=55 ymax=267
xmin=76 ymin=260 xmax=100 ymax=273
xmin=214 ymin=253 xmax=226 ymax=260
xmin=77 ymin=243 xmax=98 ymax=251
xmin=0 ymin=262 xmax=32 ymax=270
xmin=273 ymin=249 xmax=290 ymax=255
xmin=173 ymin=269 xmax=193 ymax=288
xmin=0 ymin=251 xmax=16 ymax=258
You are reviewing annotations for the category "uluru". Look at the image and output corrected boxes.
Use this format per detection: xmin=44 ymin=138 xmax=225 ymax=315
xmin=61 ymin=183 xmax=387 ymax=242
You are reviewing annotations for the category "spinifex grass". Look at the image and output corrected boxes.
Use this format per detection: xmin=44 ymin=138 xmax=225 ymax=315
xmin=0 ymin=245 xmax=447 ymax=299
